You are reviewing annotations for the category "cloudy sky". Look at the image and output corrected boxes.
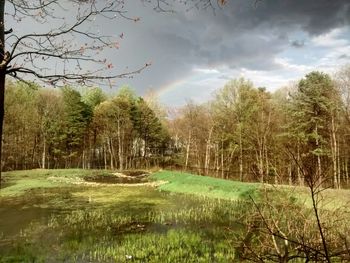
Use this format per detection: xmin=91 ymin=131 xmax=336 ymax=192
xmin=9 ymin=0 xmax=350 ymax=107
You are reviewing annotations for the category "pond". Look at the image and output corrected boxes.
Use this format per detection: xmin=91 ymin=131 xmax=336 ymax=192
xmin=0 ymin=183 xmax=244 ymax=262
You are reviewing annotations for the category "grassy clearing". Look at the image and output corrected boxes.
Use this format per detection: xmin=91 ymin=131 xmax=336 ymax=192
xmin=150 ymin=170 xmax=260 ymax=200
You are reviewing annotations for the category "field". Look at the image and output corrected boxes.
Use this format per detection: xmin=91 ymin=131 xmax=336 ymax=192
xmin=0 ymin=169 xmax=349 ymax=262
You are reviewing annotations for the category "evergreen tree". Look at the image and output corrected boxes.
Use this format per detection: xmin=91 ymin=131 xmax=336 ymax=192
xmin=288 ymin=72 xmax=337 ymax=184
xmin=61 ymin=87 xmax=92 ymax=164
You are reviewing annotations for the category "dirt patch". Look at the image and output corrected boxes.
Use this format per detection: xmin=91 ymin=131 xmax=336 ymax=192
xmin=84 ymin=172 xmax=149 ymax=184
xmin=47 ymin=176 xmax=167 ymax=187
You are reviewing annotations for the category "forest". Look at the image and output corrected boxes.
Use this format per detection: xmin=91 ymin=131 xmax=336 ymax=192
xmin=4 ymin=66 xmax=350 ymax=189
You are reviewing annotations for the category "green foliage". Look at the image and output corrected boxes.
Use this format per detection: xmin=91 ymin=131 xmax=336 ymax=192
xmin=82 ymin=87 xmax=106 ymax=109
xmin=131 ymin=98 xmax=170 ymax=153
xmin=289 ymin=72 xmax=335 ymax=146
xmin=61 ymin=86 xmax=92 ymax=149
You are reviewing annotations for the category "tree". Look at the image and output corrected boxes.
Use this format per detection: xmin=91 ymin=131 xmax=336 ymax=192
xmin=288 ymin=72 xmax=338 ymax=187
xmin=36 ymin=88 xmax=63 ymax=169
xmin=3 ymin=81 xmax=40 ymax=170
xmin=212 ymin=78 xmax=258 ymax=181
xmin=61 ymin=86 xmax=92 ymax=167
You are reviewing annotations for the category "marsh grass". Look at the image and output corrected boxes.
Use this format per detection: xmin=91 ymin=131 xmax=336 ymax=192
xmin=0 ymin=187 xmax=248 ymax=262
xmin=0 ymin=169 xmax=252 ymax=262
xmin=1 ymin=169 xmax=349 ymax=262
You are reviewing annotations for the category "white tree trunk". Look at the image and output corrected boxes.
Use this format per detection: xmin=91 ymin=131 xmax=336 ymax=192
xmin=42 ymin=136 xmax=46 ymax=169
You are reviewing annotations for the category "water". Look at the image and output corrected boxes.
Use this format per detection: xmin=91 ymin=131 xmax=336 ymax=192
xmin=0 ymin=184 xmax=242 ymax=262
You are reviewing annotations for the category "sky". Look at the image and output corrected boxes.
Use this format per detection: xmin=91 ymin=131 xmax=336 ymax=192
xmin=8 ymin=0 xmax=350 ymax=107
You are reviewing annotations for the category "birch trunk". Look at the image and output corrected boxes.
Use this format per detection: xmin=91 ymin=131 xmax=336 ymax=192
xmin=42 ymin=136 xmax=46 ymax=169
xmin=185 ymin=130 xmax=191 ymax=170
xmin=239 ymin=124 xmax=243 ymax=181
xmin=221 ymin=138 xmax=224 ymax=179
xmin=297 ymin=141 xmax=303 ymax=186
xmin=204 ymin=127 xmax=213 ymax=175
xmin=117 ymin=119 xmax=123 ymax=170
xmin=107 ymin=137 xmax=114 ymax=170
xmin=331 ymin=116 xmax=338 ymax=188
xmin=315 ymin=123 xmax=322 ymax=186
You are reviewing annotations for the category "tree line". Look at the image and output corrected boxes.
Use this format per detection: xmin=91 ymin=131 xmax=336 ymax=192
xmin=3 ymin=83 xmax=170 ymax=171
xmin=169 ymin=67 xmax=350 ymax=188
xmin=4 ymin=66 xmax=350 ymax=188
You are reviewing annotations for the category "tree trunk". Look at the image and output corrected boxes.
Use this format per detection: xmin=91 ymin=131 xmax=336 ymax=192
xmin=345 ymin=159 xmax=349 ymax=186
xmin=42 ymin=136 xmax=46 ymax=169
xmin=239 ymin=124 xmax=243 ymax=181
xmin=331 ymin=116 xmax=338 ymax=188
xmin=257 ymin=148 xmax=264 ymax=183
xmin=107 ymin=137 xmax=114 ymax=170
xmin=297 ymin=141 xmax=303 ymax=186
xmin=337 ymin=140 xmax=341 ymax=189
xmin=315 ymin=123 xmax=322 ymax=186
xmin=82 ymin=149 xmax=85 ymax=169
xmin=0 ymin=0 xmax=5 ymax=188
xmin=214 ymin=143 xmax=219 ymax=177
xmin=204 ymin=127 xmax=213 ymax=175
xmin=221 ymin=138 xmax=224 ymax=179
xmin=117 ymin=119 xmax=123 ymax=170
xmin=103 ymin=144 xmax=107 ymax=170
xmin=288 ymin=164 xmax=292 ymax=185
xmin=185 ymin=131 xmax=191 ymax=170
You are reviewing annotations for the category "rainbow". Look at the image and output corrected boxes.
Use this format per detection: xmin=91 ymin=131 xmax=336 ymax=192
xmin=156 ymin=76 xmax=191 ymax=97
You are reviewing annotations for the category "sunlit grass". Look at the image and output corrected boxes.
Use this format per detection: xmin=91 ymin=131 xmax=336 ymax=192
xmin=151 ymin=170 xmax=261 ymax=200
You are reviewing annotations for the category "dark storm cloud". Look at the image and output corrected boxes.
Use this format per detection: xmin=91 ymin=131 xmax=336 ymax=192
xmin=220 ymin=0 xmax=350 ymax=35
xmin=291 ymin=40 xmax=305 ymax=48
xmin=105 ymin=0 xmax=350 ymax=95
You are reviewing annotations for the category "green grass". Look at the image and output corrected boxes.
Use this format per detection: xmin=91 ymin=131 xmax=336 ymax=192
xmin=0 ymin=169 xmax=111 ymax=196
xmin=0 ymin=169 xmax=247 ymax=262
xmin=0 ymin=169 xmax=349 ymax=262
xmin=150 ymin=170 xmax=260 ymax=200
xmin=2 ymin=169 xmax=262 ymax=201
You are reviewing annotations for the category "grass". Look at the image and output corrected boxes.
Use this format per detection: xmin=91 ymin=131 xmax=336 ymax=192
xmin=0 ymin=169 xmax=110 ymax=196
xmin=2 ymin=169 xmax=262 ymax=201
xmin=1 ymin=169 xmax=349 ymax=262
xmin=150 ymin=170 xmax=261 ymax=200
xmin=0 ymin=169 xmax=249 ymax=262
